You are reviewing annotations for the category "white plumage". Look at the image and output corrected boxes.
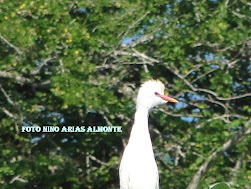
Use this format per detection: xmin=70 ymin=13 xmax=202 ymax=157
xmin=119 ymin=80 xmax=178 ymax=189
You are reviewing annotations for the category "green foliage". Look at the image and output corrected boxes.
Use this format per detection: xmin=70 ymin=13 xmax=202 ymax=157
xmin=0 ymin=0 xmax=250 ymax=188
xmin=210 ymin=182 xmax=230 ymax=189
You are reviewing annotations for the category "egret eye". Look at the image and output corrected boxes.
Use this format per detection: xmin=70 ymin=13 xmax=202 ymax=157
xmin=154 ymin=92 xmax=160 ymax=96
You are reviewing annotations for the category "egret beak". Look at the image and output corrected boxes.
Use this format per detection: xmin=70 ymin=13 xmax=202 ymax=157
xmin=155 ymin=92 xmax=178 ymax=103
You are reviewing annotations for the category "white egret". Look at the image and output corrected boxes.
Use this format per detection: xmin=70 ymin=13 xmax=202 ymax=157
xmin=119 ymin=79 xmax=178 ymax=189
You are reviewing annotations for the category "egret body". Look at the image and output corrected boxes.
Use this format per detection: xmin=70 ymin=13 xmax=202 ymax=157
xmin=119 ymin=80 xmax=178 ymax=189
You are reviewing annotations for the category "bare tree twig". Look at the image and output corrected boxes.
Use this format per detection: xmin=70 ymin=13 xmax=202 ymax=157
xmin=168 ymin=66 xmax=251 ymax=101
xmin=10 ymin=175 xmax=27 ymax=184
xmin=47 ymin=136 xmax=61 ymax=151
xmin=132 ymin=48 xmax=159 ymax=63
xmin=227 ymin=58 xmax=240 ymax=68
xmin=122 ymin=21 xmax=162 ymax=49
xmin=0 ymin=71 xmax=32 ymax=84
xmin=2 ymin=107 xmax=20 ymax=134
xmin=174 ymin=145 xmax=185 ymax=166
xmin=86 ymin=152 xmax=90 ymax=174
xmin=88 ymin=154 xmax=108 ymax=166
xmin=2 ymin=108 xmax=18 ymax=119
xmin=216 ymin=93 xmax=251 ymax=101
xmin=195 ymin=114 xmax=244 ymax=129
xmin=0 ymin=34 xmax=23 ymax=55
xmin=31 ymin=57 xmax=56 ymax=75
xmin=194 ymin=37 xmax=250 ymax=52
xmin=0 ymin=71 xmax=51 ymax=89
xmin=120 ymin=11 xmax=149 ymax=40
xmin=125 ymin=33 xmax=154 ymax=48
xmin=229 ymin=151 xmax=246 ymax=186
xmin=0 ymin=84 xmax=25 ymax=133
xmin=206 ymin=95 xmax=229 ymax=114
xmin=158 ymin=108 xmax=203 ymax=118
xmin=0 ymin=83 xmax=15 ymax=105
xmin=191 ymin=67 xmax=218 ymax=84
xmin=122 ymin=61 xmax=150 ymax=65
xmin=232 ymin=11 xmax=248 ymax=19
xmin=112 ymin=49 xmax=159 ymax=64
xmin=102 ymin=114 xmax=113 ymax=126
xmin=184 ymin=64 xmax=203 ymax=78
xmin=187 ymin=118 xmax=251 ymax=189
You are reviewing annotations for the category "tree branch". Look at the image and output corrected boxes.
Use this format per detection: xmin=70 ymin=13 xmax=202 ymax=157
xmin=195 ymin=114 xmax=243 ymax=129
xmin=0 ymin=34 xmax=23 ymax=55
xmin=168 ymin=66 xmax=251 ymax=101
xmin=10 ymin=175 xmax=27 ymax=184
xmin=187 ymin=118 xmax=251 ymax=189
xmin=120 ymin=11 xmax=149 ymax=40
xmin=2 ymin=107 xmax=18 ymax=119
xmin=88 ymin=154 xmax=108 ymax=166
xmin=158 ymin=108 xmax=203 ymax=118
xmin=112 ymin=49 xmax=159 ymax=65
xmin=216 ymin=93 xmax=251 ymax=101
xmin=122 ymin=22 xmax=162 ymax=49
xmin=0 ymin=71 xmax=32 ymax=84
xmin=0 ymin=83 xmax=15 ymax=105
xmin=229 ymin=151 xmax=246 ymax=186
xmin=191 ymin=67 xmax=218 ymax=84
xmin=31 ymin=57 xmax=55 ymax=75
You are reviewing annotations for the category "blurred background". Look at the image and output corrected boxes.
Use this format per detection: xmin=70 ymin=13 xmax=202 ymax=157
xmin=0 ymin=0 xmax=250 ymax=188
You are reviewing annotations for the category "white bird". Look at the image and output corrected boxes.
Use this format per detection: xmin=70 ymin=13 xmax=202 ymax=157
xmin=119 ymin=79 xmax=178 ymax=189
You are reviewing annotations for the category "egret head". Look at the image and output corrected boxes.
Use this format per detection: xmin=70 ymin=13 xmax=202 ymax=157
xmin=136 ymin=79 xmax=178 ymax=110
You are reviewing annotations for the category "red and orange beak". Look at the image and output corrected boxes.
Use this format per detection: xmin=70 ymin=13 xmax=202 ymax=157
xmin=155 ymin=92 xmax=178 ymax=103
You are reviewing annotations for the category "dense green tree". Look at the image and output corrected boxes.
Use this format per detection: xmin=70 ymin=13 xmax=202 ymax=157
xmin=0 ymin=0 xmax=250 ymax=188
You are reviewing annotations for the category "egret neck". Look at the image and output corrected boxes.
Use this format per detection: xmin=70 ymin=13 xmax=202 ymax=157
xmin=129 ymin=104 xmax=151 ymax=146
